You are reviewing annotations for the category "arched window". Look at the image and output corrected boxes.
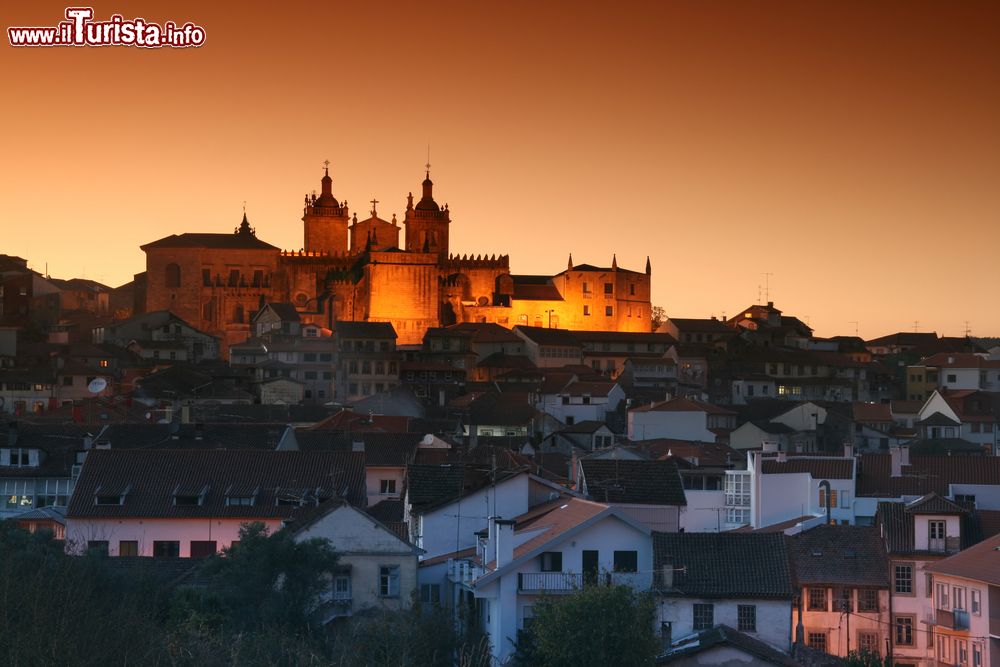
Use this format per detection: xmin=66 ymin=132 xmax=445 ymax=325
xmin=518 ymin=314 xmax=528 ymax=326
xmin=165 ymin=263 xmax=181 ymax=288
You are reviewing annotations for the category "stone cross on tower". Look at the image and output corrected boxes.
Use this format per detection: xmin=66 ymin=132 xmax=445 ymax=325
xmin=370 ymin=197 xmax=379 ymax=216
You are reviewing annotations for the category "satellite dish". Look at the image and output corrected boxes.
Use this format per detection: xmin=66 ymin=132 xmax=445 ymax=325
xmin=88 ymin=378 xmax=108 ymax=394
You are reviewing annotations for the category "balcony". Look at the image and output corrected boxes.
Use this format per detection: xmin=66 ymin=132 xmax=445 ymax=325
xmin=518 ymin=571 xmax=636 ymax=593
xmin=935 ymin=608 xmax=970 ymax=631
xmin=447 ymin=558 xmax=485 ymax=586
xmin=990 ymin=616 xmax=1000 ymax=638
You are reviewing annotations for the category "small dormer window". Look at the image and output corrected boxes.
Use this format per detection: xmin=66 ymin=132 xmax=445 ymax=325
xmin=224 ymin=484 xmax=259 ymax=507
xmin=94 ymin=484 xmax=130 ymax=506
xmin=172 ymin=484 xmax=209 ymax=507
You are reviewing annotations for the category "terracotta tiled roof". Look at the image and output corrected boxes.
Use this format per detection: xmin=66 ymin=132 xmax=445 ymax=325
xmin=857 ymin=454 xmax=1000 ymax=497
xmin=787 ymin=525 xmax=890 ymax=587
xmin=905 ymin=492 xmax=968 ymax=514
xmin=665 ymin=318 xmax=734 ymax=334
xmin=865 ymin=332 xmax=938 ymax=348
xmin=580 ymin=459 xmax=686 ymax=506
xmin=652 ymin=532 xmax=792 ymax=599
xmin=640 ymin=440 xmax=740 ymax=468
xmin=67 ymin=449 xmax=367 ymax=519
xmin=761 ymin=458 xmax=853 ymax=480
xmin=925 ymin=532 xmax=1000 ymax=586
xmin=630 ymin=397 xmax=735 ymax=416
xmin=853 ymin=402 xmax=892 ymax=423
xmin=141 ymin=231 xmax=278 ymax=251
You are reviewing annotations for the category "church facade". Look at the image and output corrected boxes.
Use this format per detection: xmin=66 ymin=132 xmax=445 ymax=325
xmin=141 ymin=166 xmax=653 ymax=351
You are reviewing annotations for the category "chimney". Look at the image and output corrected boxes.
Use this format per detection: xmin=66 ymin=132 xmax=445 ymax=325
xmin=661 ymin=561 xmax=674 ymax=590
xmin=486 ymin=516 xmax=498 ymax=565
xmin=900 ymin=445 xmax=910 ymax=466
xmin=569 ymin=449 xmax=579 ymax=486
xmin=890 ymin=445 xmax=902 ymax=477
xmin=495 ymin=519 xmax=516 ymax=568
xmin=843 ymin=443 xmax=853 ymax=459
xmin=352 ymin=439 xmax=365 ymax=453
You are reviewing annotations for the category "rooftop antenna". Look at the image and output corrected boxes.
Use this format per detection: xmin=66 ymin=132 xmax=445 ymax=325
xmin=963 ymin=321 xmax=972 ymax=337
xmin=849 ymin=321 xmax=859 ymax=337
xmin=425 ymin=144 xmax=431 ymax=176
xmin=762 ymin=273 xmax=773 ymax=302
xmin=913 ymin=320 xmax=920 ymax=333
xmin=756 ymin=284 xmax=761 ymax=304
xmin=242 ymin=200 xmax=246 ymax=214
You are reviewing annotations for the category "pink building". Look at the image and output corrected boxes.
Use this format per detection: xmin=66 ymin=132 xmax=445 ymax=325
xmin=65 ymin=449 xmax=366 ymax=558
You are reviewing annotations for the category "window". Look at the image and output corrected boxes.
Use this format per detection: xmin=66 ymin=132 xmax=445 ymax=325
xmin=953 ymin=585 xmax=966 ymax=611
xmin=973 ymin=643 xmax=982 ymax=667
xmin=605 ymin=306 xmax=613 ymax=317
xmin=540 ymin=552 xmax=563 ymax=572
xmin=379 ymin=479 xmax=397 ymax=495
xmin=119 ymin=541 xmax=138 ymax=557
xmin=818 ymin=488 xmax=838 ymax=508
xmin=87 ymin=540 xmax=109 ymax=556
xmin=603 ymin=282 xmax=613 ymax=295
xmin=956 ymin=639 xmax=968 ymax=666
xmin=153 ymin=541 xmax=180 ymax=558
xmin=613 ymin=550 xmax=638 ymax=573
xmin=420 ymin=583 xmax=441 ymax=605
xmin=894 ymin=615 xmax=914 ymax=646
xmin=937 ymin=582 xmax=950 ymax=609
xmin=737 ymin=605 xmax=756 ymax=632
xmin=858 ymin=589 xmax=879 ymax=612
xmin=971 ymin=589 xmax=981 ymax=615
xmin=333 ymin=575 xmax=351 ymax=600
xmin=4 ymin=448 xmax=33 ymax=467
xmin=582 ymin=282 xmax=591 ymax=294
xmin=836 ymin=587 xmax=853 ymax=612
xmin=947 ymin=374 xmax=957 ymax=383
xmin=379 ymin=566 xmax=400 ymax=597
xmin=858 ymin=631 xmax=878 ymax=655
xmin=807 ymin=632 xmax=827 ymax=652
xmin=894 ymin=564 xmax=913 ymax=594
xmin=693 ymin=603 xmax=714 ymax=630
xmin=808 ymin=587 xmax=827 ymax=611
xmin=583 ymin=305 xmax=590 ymax=316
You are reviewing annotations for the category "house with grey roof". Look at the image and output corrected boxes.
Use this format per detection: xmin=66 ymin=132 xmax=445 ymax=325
xmin=653 ymin=532 xmax=794 ymax=653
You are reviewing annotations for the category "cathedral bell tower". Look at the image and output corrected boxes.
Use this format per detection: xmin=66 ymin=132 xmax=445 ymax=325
xmin=303 ymin=161 xmax=349 ymax=254
xmin=403 ymin=168 xmax=450 ymax=260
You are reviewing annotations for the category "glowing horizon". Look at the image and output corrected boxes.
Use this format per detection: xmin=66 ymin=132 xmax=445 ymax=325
xmin=3 ymin=0 xmax=998 ymax=339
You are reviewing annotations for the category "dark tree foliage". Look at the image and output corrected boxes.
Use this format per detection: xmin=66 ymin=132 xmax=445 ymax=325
xmin=511 ymin=584 xmax=659 ymax=667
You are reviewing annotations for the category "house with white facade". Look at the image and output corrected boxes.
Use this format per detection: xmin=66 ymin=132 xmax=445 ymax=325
xmin=452 ymin=498 xmax=654 ymax=664
xmin=282 ymin=500 xmax=423 ymax=624
xmin=536 ymin=378 xmax=625 ymax=427
xmin=723 ymin=447 xmax=856 ymax=530
xmin=653 ymin=532 xmax=794 ymax=652
xmin=628 ymin=397 xmax=736 ymax=442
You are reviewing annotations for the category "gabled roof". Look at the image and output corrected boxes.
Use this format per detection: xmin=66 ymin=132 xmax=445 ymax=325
xmin=925 ymin=532 xmax=1000 ymax=586
xmin=657 ymin=625 xmax=799 ymax=666
xmin=141 ymin=231 xmax=278 ymax=251
xmin=857 ymin=454 xmax=1000 ymax=497
xmin=917 ymin=412 xmax=961 ymax=427
xmin=630 ymin=397 xmax=735 ymax=416
xmin=786 ymin=525 xmax=889 ymax=587
xmin=664 ymin=318 xmax=734 ymax=335
xmin=853 ymin=402 xmax=892 ymax=422
xmin=510 ymin=275 xmax=563 ymax=301
xmin=652 ymin=532 xmax=792 ymax=599
xmin=865 ymin=332 xmax=938 ymax=348
xmin=447 ymin=322 xmax=523 ymax=344
xmin=475 ymin=498 xmax=649 ymax=584
xmin=559 ymin=420 xmax=611 ymax=435
xmin=93 ymin=423 xmax=290 ymax=450
xmin=334 ymin=321 xmax=397 ymax=339
xmin=67 ymin=449 xmax=367 ymax=518
xmin=761 ymin=458 xmax=854 ymax=480
xmin=468 ymin=392 xmax=541 ymax=426
xmin=258 ymin=302 xmax=301 ymax=322
xmin=513 ymin=326 xmax=582 ymax=347
xmin=580 ymin=459 xmax=686 ymax=506
xmin=905 ymin=492 xmax=969 ymax=515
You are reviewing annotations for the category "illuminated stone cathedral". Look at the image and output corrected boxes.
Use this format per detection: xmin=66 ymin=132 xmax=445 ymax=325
xmin=140 ymin=165 xmax=653 ymax=351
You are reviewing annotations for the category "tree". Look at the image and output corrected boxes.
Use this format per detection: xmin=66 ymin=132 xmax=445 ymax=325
xmin=511 ymin=584 xmax=659 ymax=667
xmin=650 ymin=305 xmax=666 ymax=332
xmin=193 ymin=521 xmax=340 ymax=633
xmin=845 ymin=650 xmax=890 ymax=667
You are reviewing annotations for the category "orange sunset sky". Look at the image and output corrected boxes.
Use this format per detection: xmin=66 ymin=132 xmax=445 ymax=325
xmin=2 ymin=1 xmax=998 ymax=339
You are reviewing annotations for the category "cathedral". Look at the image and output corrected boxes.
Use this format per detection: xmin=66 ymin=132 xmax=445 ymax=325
xmin=140 ymin=165 xmax=653 ymax=351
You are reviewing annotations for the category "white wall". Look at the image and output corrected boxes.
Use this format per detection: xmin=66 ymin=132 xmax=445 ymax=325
xmin=950 ymin=484 xmax=1000 ymax=510
xmin=629 ymin=410 xmax=713 ymax=441
xmin=659 ymin=597 xmax=791 ymax=651
xmin=679 ymin=490 xmax=726 ymax=533
xmin=416 ymin=474 xmax=530 ymax=559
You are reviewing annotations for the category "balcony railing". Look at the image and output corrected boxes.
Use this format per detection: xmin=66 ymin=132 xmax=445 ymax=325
xmin=935 ymin=608 xmax=970 ymax=631
xmin=447 ymin=558 xmax=485 ymax=586
xmin=518 ymin=571 xmax=636 ymax=593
